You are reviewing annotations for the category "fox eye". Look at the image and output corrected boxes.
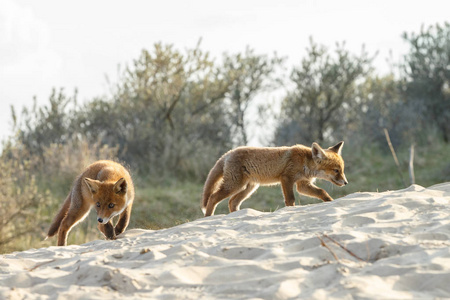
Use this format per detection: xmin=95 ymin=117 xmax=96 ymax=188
xmin=334 ymin=169 xmax=339 ymax=174
xmin=108 ymin=203 xmax=115 ymax=209
xmin=96 ymin=202 xmax=100 ymax=207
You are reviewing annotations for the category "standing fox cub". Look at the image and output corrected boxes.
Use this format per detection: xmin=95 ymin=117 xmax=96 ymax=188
xmin=201 ymin=142 xmax=348 ymax=216
xmin=47 ymin=160 xmax=135 ymax=246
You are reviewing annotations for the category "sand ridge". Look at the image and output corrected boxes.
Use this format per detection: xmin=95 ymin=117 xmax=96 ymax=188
xmin=1 ymin=183 xmax=450 ymax=299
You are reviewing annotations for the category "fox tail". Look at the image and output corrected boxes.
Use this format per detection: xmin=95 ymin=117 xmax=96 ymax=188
xmin=201 ymin=156 xmax=225 ymax=215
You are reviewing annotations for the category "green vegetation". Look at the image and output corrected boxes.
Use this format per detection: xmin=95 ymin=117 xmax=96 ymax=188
xmin=1 ymin=23 xmax=449 ymax=253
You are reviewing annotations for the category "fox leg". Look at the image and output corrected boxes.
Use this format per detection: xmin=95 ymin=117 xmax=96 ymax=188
xmin=281 ymin=176 xmax=296 ymax=206
xmin=205 ymin=186 xmax=237 ymax=217
xmin=57 ymin=204 xmax=91 ymax=246
xmin=228 ymin=183 xmax=259 ymax=212
xmin=114 ymin=202 xmax=133 ymax=236
xmin=204 ymin=183 xmax=246 ymax=217
xmin=296 ymin=181 xmax=333 ymax=202
xmin=98 ymin=221 xmax=116 ymax=240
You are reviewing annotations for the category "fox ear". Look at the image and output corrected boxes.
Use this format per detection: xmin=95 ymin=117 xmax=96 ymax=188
xmin=114 ymin=178 xmax=127 ymax=194
xmin=329 ymin=141 xmax=344 ymax=155
xmin=311 ymin=142 xmax=326 ymax=161
xmin=84 ymin=178 xmax=100 ymax=194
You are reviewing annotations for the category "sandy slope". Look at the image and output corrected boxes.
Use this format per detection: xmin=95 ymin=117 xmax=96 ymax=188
xmin=1 ymin=183 xmax=450 ymax=299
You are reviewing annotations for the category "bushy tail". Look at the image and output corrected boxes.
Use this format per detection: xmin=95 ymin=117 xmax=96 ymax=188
xmin=46 ymin=193 xmax=71 ymax=239
xmin=201 ymin=157 xmax=225 ymax=215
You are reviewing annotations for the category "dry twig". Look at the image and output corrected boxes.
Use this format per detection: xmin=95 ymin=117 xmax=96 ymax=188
xmin=324 ymin=234 xmax=366 ymax=262
xmin=316 ymin=234 xmax=339 ymax=261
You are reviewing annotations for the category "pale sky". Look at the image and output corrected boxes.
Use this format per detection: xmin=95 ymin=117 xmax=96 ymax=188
xmin=1 ymin=0 xmax=449 ymax=143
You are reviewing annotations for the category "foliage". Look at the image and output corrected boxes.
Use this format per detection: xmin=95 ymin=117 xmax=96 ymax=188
xmin=352 ymin=75 xmax=412 ymax=148
xmin=0 ymin=157 xmax=47 ymax=253
xmin=51 ymin=43 xmax=281 ymax=178
xmin=11 ymin=89 xmax=78 ymax=158
xmin=275 ymin=38 xmax=374 ymax=146
xmin=220 ymin=48 xmax=284 ymax=144
xmin=75 ymin=43 xmax=233 ymax=178
xmin=401 ymin=22 xmax=450 ymax=142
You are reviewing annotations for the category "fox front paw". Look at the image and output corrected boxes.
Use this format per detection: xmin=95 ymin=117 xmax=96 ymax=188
xmin=114 ymin=227 xmax=126 ymax=236
xmin=105 ymin=234 xmax=116 ymax=240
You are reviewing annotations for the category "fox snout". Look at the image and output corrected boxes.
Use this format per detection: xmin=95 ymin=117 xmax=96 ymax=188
xmin=334 ymin=180 xmax=348 ymax=187
xmin=97 ymin=217 xmax=110 ymax=224
xmin=343 ymin=174 xmax=348 ymax=185
xmin=331 ymin=172 xmax=348 ymax=187
xmin=336 ymin=176 xmax=348 ymax=186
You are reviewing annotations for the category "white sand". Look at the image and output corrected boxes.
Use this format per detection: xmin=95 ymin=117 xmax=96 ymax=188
xmin=1 ymin=183 xmax=450 ymax=299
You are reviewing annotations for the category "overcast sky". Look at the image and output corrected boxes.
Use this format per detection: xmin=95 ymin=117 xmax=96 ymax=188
xmin=1 ymin=0 xmax=449 ymax=143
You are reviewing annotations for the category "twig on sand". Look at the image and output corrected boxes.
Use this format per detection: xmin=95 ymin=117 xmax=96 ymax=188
xmin=324 ymin=234 xmax=366 ymax=262
xmin=28 ymin=259 xmax=56 ymax=271
xmin=316 ymin=234 xmax=339 ymax=262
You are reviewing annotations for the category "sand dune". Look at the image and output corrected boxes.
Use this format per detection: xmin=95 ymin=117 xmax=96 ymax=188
xmin=1 ymin=183 xmax=450 ymax=299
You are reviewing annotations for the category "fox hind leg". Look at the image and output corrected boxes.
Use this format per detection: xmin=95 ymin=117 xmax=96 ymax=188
xmin=204 ymin=183 xmax=247 ymax=217
xmin=228 ymin=183 xmax=259 ymax=212
xmin=57 ymin=204 xmax=90 ymax=246
xmin=204 ymin=166 xmax=248 ymax=216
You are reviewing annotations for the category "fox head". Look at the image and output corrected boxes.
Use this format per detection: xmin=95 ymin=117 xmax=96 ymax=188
xmin=83 ymin=177 xmax=129 ymax=224
xmin=311 ymin=141 xmax=348 ymax=187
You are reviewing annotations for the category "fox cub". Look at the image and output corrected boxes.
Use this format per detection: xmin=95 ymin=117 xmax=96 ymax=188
xmin=47 ymin=160 xmax=135 ymax=246
xmin=201 ymin=142 xmax=348 ymax=216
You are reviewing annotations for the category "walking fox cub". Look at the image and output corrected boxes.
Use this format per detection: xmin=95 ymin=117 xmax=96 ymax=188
xmin=201 ymin=142 xmax=348 ymax=216
xmin=46 ymin=160 xmax=135 ymax=246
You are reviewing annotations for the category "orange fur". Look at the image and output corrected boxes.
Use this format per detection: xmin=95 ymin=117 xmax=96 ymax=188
xmin=201 ymin=142 xmax=348 ymax=216
xmin=46 ymin=160 xmax=135 ymax=246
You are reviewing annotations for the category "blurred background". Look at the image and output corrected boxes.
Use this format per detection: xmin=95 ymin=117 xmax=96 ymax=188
xmin=1 ymin=0 xmax=449 ymax=253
